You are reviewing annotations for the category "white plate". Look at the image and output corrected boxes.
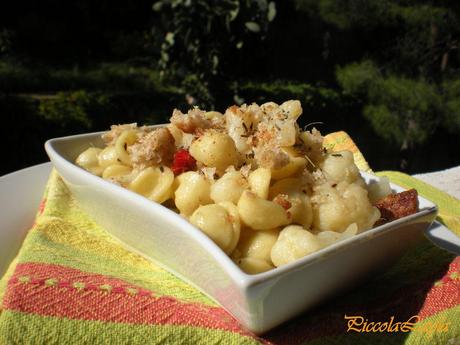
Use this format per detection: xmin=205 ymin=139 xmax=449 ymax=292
xmin=1 ymin=160 xmax=459 ymax=332
xmin=0 ymin=162 xmax=52 ymax=277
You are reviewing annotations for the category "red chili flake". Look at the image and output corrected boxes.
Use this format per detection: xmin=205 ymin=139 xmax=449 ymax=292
xmin=273 ymin=194 xmax=292 ymax=210
xmin=171 ymin=149 xmax=196 ymax=175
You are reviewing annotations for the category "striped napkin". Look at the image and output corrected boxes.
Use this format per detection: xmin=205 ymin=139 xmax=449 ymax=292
xmin=0 ymin=132 xmax=459 ymax=344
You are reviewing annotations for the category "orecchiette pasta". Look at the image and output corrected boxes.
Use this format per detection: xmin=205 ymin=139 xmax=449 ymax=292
xmin=210 ymin=171 xmax=247 ymax=204
xmin=75 ymin=99 xmax=407 ymax=275
xmin=76 ymin=147 xmax=104 ymax=176
xmin=235 ymin=228 xmax=279 ymax=262
xmin=115 ymin=129 xmax=138 ymax=165
xmin=271 ymin=225 xmax=322 ymax=267
xmin=248 ymin=168 xmax=271 ymax=199
xmin=270 ymin=147 xmax=307 ymax=180
xmin=236 ymin=257 xmax=274 ymax=274
xmin=190 ymin=203 xmax=240 ymax=254
xmin=129 ymin=166 xmax=174 ymax=204
xmin=238 ymin=191 xmax=289 ymax=230
xmin=204 ymin=111 xmax=224 ymax=120
xmin=280 ymin=100 xmax=302 ymax=120
xmin=189 ymin=130 xmax=239 ymax=173
xmin=316 ymin=223 xmax=358 ymax=247
xmin=285 ymin=194 xmax=313 ymax=229
xmin=98 ymin=146 xmax=118 ymax=168
xmin=174 ymin=171 xmax=212 ymax=216
xmin=102 ymin=164 xmax=132 ymax=180
xmin=269 ymin=178 xmax=313 ymax=228
xmin=268 ymin=178 xmax=303 ymax=199
xmin=217 ymin=201 xmax=241 ymax=254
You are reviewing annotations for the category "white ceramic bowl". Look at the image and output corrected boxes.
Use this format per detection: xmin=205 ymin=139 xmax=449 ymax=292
xmin=45 ymin=131 xmax=438 ymax=334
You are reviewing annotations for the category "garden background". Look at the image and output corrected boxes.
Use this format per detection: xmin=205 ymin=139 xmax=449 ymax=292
xmin=1 ymin=0 xmax=459 ymax=175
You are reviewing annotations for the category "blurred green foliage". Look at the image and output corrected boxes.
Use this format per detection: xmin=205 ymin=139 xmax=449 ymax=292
xmin=38 ymin=91 xmax=105 ymax=129
xmin=337 ymin=61 xmax=444 ymax=148
xmin=443 ymin=79 xmax=460 ymax=132
xmin=1 ymin=0 xmax=460 ymax=174
xmin=151 ymin=0 xmax=275 ymax=108
xmin=0 ymin=29 xmax=12 ymax=54
xmin=0 ymin=61 xmax=180 ymax=94
xmin=298 ymin=0 xmax=460 ymax=169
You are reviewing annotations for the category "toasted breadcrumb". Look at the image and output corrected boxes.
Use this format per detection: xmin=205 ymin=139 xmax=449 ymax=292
xmin=102 ymin=123 xmax=137 ymax=145
xmin=170 ymin=108 xmax=214 ymax=134
xmin=254 ymin=147 xmax=290 ymax=169
xmin=128 ymin=127 xmax=175 ymax=169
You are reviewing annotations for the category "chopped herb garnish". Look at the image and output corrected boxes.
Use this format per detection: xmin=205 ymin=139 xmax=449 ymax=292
xmin=331 ymin=153 xmax=342 ymax=157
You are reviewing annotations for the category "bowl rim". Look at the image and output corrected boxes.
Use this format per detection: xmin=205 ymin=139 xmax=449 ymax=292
xmin=45 ymin=130 xmax=438 ymax=290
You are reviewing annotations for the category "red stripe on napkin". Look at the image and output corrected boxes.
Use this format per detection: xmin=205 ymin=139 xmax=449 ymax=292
xmin=1 ymin=263 xmax=254 ymax=337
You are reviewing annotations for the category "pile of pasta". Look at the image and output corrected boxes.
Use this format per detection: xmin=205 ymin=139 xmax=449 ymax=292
xmin=76 ymin=100 xmax=389 ymax=274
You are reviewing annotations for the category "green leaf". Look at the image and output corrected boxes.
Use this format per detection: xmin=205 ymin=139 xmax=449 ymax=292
xmin=165 ymin=32 xmax=175 ymax=45
xmin=229 ymin=1 xmax=240 ymax=21
xmin=152 ymin=2 xmax=163 ymax=11
xmin=268 ymin=2 xmax=277 ymax=22
xmin=212 ymin=55 xmax=219 ymax=72
xmin=245 ymin=22 xmax=261 ymax=32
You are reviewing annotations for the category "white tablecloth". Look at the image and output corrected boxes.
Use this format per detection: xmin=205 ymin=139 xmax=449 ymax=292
xmin=413 ymin=166 xmax=460 ymax=201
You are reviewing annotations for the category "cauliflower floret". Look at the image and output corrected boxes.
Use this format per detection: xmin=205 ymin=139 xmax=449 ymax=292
xmin=367 ymin=176 xmax=392 ymax=204
xmin=311 ymin=181 xmax=380 ymax=233
xmin=320 ymin=150 xmax=363 ymax=184
xmin=225 ymin=104 xmax=262 ymax=154
xmin=299 ymin=128 xmax=325 ymax=166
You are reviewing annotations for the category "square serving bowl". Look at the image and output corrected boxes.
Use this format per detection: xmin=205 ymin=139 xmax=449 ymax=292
xmin=45 ymin=130 xmax=438 ymax=334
